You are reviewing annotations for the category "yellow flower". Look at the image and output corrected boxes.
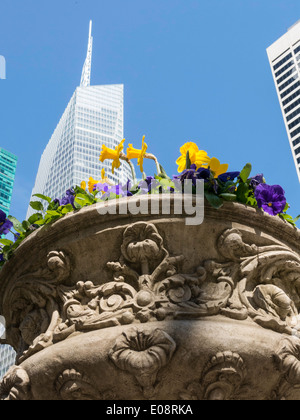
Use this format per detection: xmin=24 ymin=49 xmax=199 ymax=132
xmin=100 ymin=168 xmax=110 ymax=183
xmin=99 ymin=139 xmax=125 ymax=174
xmin=87 ymin=169 xmax=110 ymax=193
xmin=127 ymin=136 xmax=148 ymax=173
xmin=194 ymin=151 xmax=211 ymax=169
xmin=209 ymin=157 xmax=229 ymax=178
xmin=81 ymin=181 xmax=87 ymax=190
xmin=176 ymin=142 xmax=210 ymax=173
xmin=88 ymin=177 xmax=100 ymax=193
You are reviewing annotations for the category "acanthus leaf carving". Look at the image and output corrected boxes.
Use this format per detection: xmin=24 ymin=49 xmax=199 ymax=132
xmin=0 ymin=366 xmax=31 ymax=401
xmin=4 ymin=221 xmax=300 ymax=364
xmin=273 ymin=336 xmax=300 ymax=400
xmin=3 ymin=250 xmax=72 ymax=363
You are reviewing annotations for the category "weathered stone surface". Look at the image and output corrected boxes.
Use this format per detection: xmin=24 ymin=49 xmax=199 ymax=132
xmin=1 ymin=195 xmax=300 ymax=400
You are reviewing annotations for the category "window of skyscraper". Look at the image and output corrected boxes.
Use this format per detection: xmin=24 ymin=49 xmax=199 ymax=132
xmin=273 ymin=52 xmax=293 ymax=71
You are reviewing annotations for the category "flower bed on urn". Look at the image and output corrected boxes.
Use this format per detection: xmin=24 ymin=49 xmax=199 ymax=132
xmin=0 ymin=140 xmax=300 ymax=400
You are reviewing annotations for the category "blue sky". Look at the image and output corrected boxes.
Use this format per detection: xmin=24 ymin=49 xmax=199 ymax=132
xmin=0 ymin=0 xmax=300 ymax=223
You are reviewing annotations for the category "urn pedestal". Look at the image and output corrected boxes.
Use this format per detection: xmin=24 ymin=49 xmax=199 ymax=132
xmin=1 ymin=195 xmax=300 ymax=400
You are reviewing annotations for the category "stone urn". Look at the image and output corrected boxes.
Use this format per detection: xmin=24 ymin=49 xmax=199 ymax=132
xmin=1 ymin=195 xmax=300 ymax=400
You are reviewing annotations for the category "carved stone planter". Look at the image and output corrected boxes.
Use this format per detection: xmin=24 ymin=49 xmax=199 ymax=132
xmin=1 ymin=195 xmax=300 ymax=400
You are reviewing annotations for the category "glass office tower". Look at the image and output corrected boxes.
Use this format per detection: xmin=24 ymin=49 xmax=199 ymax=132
xmin=0 ymin=148 xmax=17 ymax=215
xmin=0 ymin=346 xmax=15 ymax=379
xmin=27 ymin=22 xmax=132 ymax=218
xmin=0 ymin=148 xmax=17 ymax=378
xmin=267 ymin=20 xmax=300 ymax=183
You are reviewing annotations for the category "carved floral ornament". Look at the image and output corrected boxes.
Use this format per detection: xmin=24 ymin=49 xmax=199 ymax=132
xmin=2 ymin=221 xmax=300 ymax=367
xmin=109 ymin=327 xmax=176 ymax=399
xmin=180 ymin=351 xmax=247 ymax=401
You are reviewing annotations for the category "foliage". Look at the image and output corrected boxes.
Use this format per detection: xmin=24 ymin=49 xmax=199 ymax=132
xmin=0 ymin=139 xmax=298 ymax=267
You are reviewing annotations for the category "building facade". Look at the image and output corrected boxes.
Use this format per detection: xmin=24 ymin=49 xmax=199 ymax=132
xmin=27 ymin=22 xmax=132 ymax=218
xmin=0 ymin=148 xmax=17 ymax=215
xmin=0 ymin=149 xmax=17 ymax=378
xmin=0 ymin=346 xmax=16 ymax=379
xmin=267 ymin=20 xmax=300 ymax=183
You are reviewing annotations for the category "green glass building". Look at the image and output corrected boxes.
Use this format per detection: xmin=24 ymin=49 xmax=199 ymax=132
xmin=0 ymin=147 xmax=17 ymax=379
xmin=0 ymin=147 xmax=17 ymax=215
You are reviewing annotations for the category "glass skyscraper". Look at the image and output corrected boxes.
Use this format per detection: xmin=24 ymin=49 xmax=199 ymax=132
xmin=0 ymin=346 xmax=15 ymax=379
xmin=0 ymin=148 xmax=17 ymax=379
xmin=267 ymin=20 xmax=300 ymax=183
xmin=0 ymin=148 xmax=17 ymax=215
xmin=27 ymin=21 xmax=132 ymax=217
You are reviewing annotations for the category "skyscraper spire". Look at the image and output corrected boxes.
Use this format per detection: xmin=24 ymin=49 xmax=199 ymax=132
xmin=80 ymin=20 xmax=93 ymax=87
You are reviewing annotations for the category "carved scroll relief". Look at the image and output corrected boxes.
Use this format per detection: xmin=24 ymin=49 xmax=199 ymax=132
xmin=2 ymin=221 xmax=300 ymax=366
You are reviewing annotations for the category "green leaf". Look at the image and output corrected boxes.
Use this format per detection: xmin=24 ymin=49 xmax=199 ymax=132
xmin=75 ymin=193 xmax=95 ymax=206
xmin=43 ymin=213 xmax=60 ymax=225
xmin=236 ymin=183 xmax=250 ymax=204
xmin=219 ymin=193 xmax=237 ymax=202
xmin=28 ymin=213 xmax=43 ymax=224
xmin=30 ymin=201 xmax=44 ymax=211
xmin=246 ymin=196 xmax=257 ymax=207
xmin=158 ymin=164 xmax=170 ymax=179
xmin=186 ymin=151 xmax=192 ymax=170
xmin=294 ymin=215 xmax=300 ymax=223
xmin=22 ymin=220 xmax=31 ymax=231
xmin=159 ymin=179 xmax=174 ymax=188
xmin=33 ymin=194 xmax=52 ymax=204
xmin=74 ymin=186 xmax=88 ymax=195
xmin=73 ymin=200 xmax=83 ymax=210
xmin=61 ymin=204 xmax=74 ymax=214
xmin=32 ymin=219 xmax=45 ymax=226
xmin=8 ymin=216 xmax=25 ymax=233
xmin=205 ymin=191 xmax=224 ymax=209
xmin=280 ymin=213 xmax=296 ymax=226
xmin=0 ymin=239 xmax=14 ymax=247
xmin=239 ymin=163 xmax=252 ymax=183
xmin=46 ymin=210 xmax=61 ymax=217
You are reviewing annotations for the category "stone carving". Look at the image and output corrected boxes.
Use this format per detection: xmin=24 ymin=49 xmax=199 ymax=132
xmin=3 ymin=250 xmax=72 ymax=363
xmin=109 ymin=328 xmax=176 ymax=399
xmin=56 ymin=369 xmax=100 ymax=400
xmin=273 ymin=336 xmax=300 ymax=400
xmin=180 ymin=351 xmax=247 ymax=400
xmin=3 ymin=222 xmax=300 ymax=364
xmin=1 ymin=201 xmax=300 ymax=401
xmin=0 ymin=366 xmax=31 ymax=400
xmin=105 ymin=224 xmax=243 ymax=323
xmin=55 ymin=369 xmax=115 ymax=400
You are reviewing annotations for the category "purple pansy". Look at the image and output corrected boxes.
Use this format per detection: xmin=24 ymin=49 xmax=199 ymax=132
xmin=94 ymin=182 xmax=111 ymax=193
xmin=174 ymin=164 xmax=211 ymax=187
xmin=0 ymin=210 xmax=13 ymax=235
xmin=139 ymin=177 xmax=160 ymax=194
xmin=218 ymin=172 xmax=240 ymax=183
xmin=101 ymin=180 xmax=133 ymax=200
xmin=249 ymin=174 xmax=265 ymax=190
xmin=54 ymin=189 xmax=76 ymax=208
xmin=254 ymin=184 xmax=286 ymax=216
